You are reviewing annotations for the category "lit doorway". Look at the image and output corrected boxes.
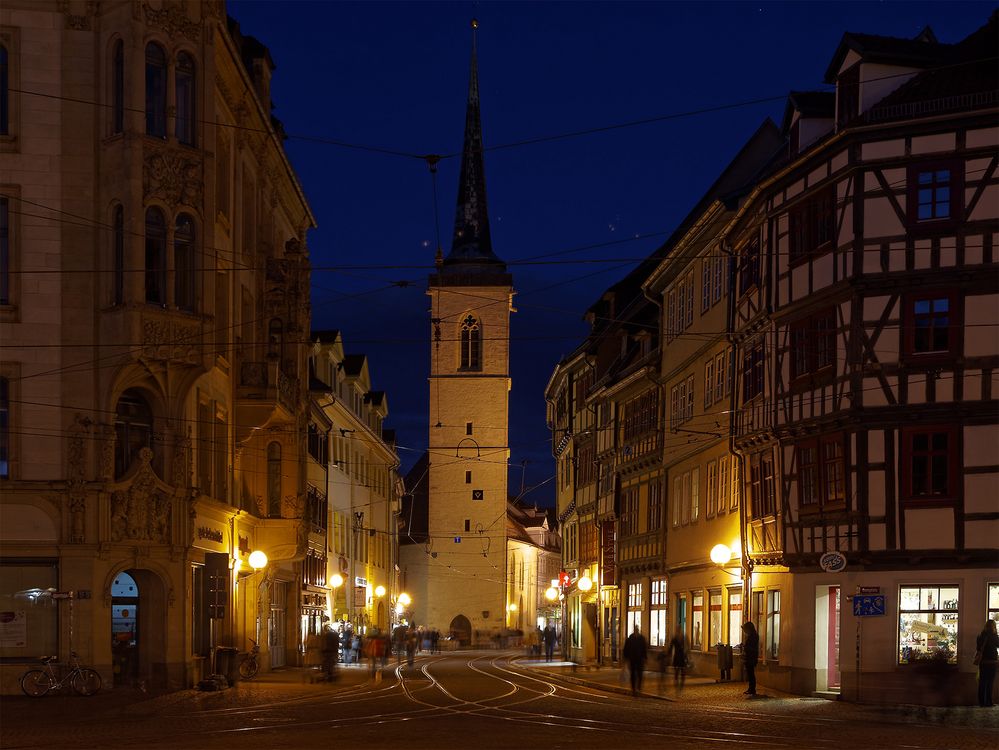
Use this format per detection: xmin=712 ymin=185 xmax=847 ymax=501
xmin=111 ymin=572 xmax=139 ymax=687
xmin=814 ymin=585 xmax=841 ymax=693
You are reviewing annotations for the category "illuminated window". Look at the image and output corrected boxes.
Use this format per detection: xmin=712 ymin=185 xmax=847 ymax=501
xmin=766 ymin=590 xmax=781 ymax=659
xmin=691 ymin=592 xmax=703 ymax=650
xmin=898 ymin=585 xmax=958 ymax=664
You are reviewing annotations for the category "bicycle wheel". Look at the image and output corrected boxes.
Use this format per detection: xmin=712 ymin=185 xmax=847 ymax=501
xmin=72 ymin=668 xmax=102 ymax=696
xmin=238 ymin=657 xmax=258 ymax=680
xmin=20 ymin=669 xmax=54 ymax=697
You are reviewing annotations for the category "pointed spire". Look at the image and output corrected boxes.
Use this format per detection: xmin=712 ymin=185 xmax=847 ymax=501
xmin=446 ymin=18 xmax=504 ymax=271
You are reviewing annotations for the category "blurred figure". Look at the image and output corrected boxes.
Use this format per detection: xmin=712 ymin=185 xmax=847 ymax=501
xmin=667 ymin=631 xmax=687 ymax=691
xmin=741 ymin=622 xmax=760 ymax=696
xmin=322 ymin=621 xmax=339 ymax=681
xmin=622 ymin=625 xmax=648 ymax=696
xmin=542 ymin=624 xmax=557 ymax=662
xmin=976 ymin=619 xmax=998 ymax=707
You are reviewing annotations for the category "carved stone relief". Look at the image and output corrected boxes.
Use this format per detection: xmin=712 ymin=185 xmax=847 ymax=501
xmin=66 ymin=415 xmax=92 ymax=543
xmin=143 ymin=148 xmax=203 ymax=208
xmin=142 ymin=1 xmax=202 ymax=41
xmin=57 ymin=0 xmax=98 ymax=30
xmin=110 ymin=448 xmax=171 ymax=543
xmin=171 ymin=428 xmax=191 ymax=488
xmin=141 ymin=315 xmax=201 ymax=365
xmin=99 ymin=423 xmax=116 ymax=483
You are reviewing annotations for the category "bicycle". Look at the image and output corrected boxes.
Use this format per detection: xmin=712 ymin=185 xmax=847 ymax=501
xmin=21 ymin=653 xmax=102 ymax=697
xmin=238 ymin=638 xmax=260 ymax=679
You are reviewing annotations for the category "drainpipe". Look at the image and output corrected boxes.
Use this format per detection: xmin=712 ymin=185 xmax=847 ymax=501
xmin=721 ymin=239 xmax=753 ymax=615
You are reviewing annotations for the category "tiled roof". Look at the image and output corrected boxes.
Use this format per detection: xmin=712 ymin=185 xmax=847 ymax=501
xmin=823 ymin=26 xmax=948 ymax=82
xmin=781 ymin=91 xmax=835 ymax=132
xmin=865 ymin=12 xmax=998 ymax=123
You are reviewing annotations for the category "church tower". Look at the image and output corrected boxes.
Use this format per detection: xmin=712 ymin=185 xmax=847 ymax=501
xmin=420 ymin=23 xmax=515 ymax=641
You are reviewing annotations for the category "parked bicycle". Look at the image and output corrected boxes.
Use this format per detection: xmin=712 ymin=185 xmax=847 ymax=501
xmin=21 ymin=653 xmax=102 ymax=697
xmin=238 ymin=638 xmax=260 ymax=680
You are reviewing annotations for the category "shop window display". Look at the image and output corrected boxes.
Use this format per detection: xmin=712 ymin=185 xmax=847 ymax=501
xmin=898 ymin=585 xmax=958 ymax=664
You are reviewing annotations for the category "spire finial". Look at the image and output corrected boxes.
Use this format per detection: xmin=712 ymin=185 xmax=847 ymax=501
xmin=445 ymin=15 xmax=504 ymax=270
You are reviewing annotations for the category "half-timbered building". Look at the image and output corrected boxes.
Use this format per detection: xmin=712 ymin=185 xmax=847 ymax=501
xmin=729 ymin=14 xmax=999 ymax=704
xmin=645 ymin=121 xmax=784 ymax=674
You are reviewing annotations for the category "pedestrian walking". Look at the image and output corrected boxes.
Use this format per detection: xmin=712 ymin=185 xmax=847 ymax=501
xmin=431 ymin=628 xmax=440 ymax=654
xmin=667 ymin=631 xmax=687 ymax=691
xmin=406 ymin=627 xmax=417 ymax=666
xmin=975 ymin=618 xmax=998 ymax=707
xmin=740 ymin=621 xmax=760 ymax=696
xmin=542 ymin=624 xmax=557 ymax=662
xmin=322 ymin=622 xmax=339 ymax=681
xmin=622 ymin=625 xmax=648 ymax=695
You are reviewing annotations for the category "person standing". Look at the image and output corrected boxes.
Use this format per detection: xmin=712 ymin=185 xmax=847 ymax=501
xmin=976 ymin=619 xmax=999 ymax=707
xmin=622 ymin=625 xmax=648 ymax=695
xmin=741 ymin=621 xmax=760 ymax=696
xmin=667 ymin=630 xmax=687 ymax=691
xmin=542 ymin=624 xmax=557 ymax=662
xmin=322 ymin=622 xmax=339 ymax=681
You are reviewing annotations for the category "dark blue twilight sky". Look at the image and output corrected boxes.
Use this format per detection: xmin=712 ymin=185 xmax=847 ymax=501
xmin=228 ymin=1 xmax=994 ymax=504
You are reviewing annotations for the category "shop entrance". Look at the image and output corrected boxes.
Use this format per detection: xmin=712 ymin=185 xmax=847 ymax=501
xmin=269 ymin=580 xmax=287 ymax=669
xmin=814 ymin=585 xmax=841 ymax=693
xmin=110 ymin=568 xmax=167 ymax=688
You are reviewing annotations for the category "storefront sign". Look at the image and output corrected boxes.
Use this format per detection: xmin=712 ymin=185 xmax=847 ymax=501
xmin=819 ymin=551 xmax=847 ymax=573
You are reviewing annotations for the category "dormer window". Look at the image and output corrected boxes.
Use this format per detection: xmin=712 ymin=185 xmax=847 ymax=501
xmin=836 ymin=65 xmax=859 ymax=129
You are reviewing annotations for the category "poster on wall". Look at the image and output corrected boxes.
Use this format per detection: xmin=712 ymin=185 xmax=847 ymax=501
xmin=0 ymin=611 xmax=27 ymax=648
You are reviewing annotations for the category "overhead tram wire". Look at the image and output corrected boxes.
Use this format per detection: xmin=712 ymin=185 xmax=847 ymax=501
xmin=9 ymin=55 xmax=995 ymax=166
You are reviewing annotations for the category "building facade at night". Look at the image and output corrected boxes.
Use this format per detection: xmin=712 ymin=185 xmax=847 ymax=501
xmin=547 ymin=13 xmax=998 ymax=705
xmin=399 ymin=30 xmax=519 ymax=643
xmin=0 ymin=0 xmax=401 ymax=693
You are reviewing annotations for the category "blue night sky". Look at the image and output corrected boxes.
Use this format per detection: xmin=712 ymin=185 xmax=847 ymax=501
xmin=227 ymin=1 xmax=994 ymax=503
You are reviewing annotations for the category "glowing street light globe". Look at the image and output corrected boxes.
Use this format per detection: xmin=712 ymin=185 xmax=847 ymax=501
xmin=577 ymin=575 xmax=593 ymax=592
xmin=330 ymin=573 xmax=344 ymax=588
xmin=248 ymin=550 xmax=268 ymax=571
xmin=710 ymin=544 xmax=733 ymax=565
xmin=375 ymin=585 xmax=386 ymax=597
xmin=545 ymin=587 xmax=558 ymax=601
xmin=398 ymin=592 xmax=411 ymax=606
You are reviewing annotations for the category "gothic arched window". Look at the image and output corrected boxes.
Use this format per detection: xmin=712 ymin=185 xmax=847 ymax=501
xmin=267 ymin=442 xmax=282 ymax=517
xmin=114 ymin=389 xmax=153 ymax=478
xmin=111 ymin=40 xmax=124 ymax=135
xmin=460 ymin=314 xmax=481 ymax=370
xmin=175 ymin=52 xmax=195 ymax=145
xmin=113 ymin=205 xmax=124 ymax=305
xmin=144 ymin=207 xmax=166 ymax=304
xmin=174 ymin=214 xmax=195 ymax=311
xmin=144 ymin=42 xmax=167 ymax=137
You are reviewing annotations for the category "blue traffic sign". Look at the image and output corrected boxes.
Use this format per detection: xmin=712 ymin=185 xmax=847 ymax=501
xmin=853 ymin=595 xmax=886 ymax=617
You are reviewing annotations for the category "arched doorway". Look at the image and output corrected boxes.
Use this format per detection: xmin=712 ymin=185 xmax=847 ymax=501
xmin=110 ymin=569 xmax=167 ymax=688
xmin=449 ymin=614 xmax=471 ymax=647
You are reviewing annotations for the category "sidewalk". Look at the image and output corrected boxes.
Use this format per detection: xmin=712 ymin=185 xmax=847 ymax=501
xmin=520 ymin=658 xmax=747 ymax=703
xmin=520 ymin=658 xmax=999 ymax=729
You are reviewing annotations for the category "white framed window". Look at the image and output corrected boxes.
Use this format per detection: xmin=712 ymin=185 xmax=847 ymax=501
xmin=989 ymin=583 xmax=999 ymax=625
xmin=709 ymin=590 xmax=722 ymax=648
xmin=715 ymin=351 xmax=726 ymax=403
xmin=690 ymin=467 xmax=699 ymax=523
xmin=766 ymin=589 xmax=781 ymax=659
xmin=672 ymin=476 xmax=681 ymax=528
xmin=702 ymin=258 xmax=712 ymax=312
xmin=728 ymin=589 xmax=743 ymax=648
xmin=731 ymin=458 xmax=740 ymax=511
xmin=898 ymin=585 xmax=958 ymax=664
xmin=651 ymin=579 xmax=668 ymax=647
xmin=704 ymin=357 xmax=715 ymax=409
xmin=713 ymin=255 xmax=724 ymax=303
xmin=691 ymin=592 xmax=704 ymax=650
xmin=718 ymin=457 xmax=729 ymax=512
xmin=706 ymin=460 xmax=718 ymax=517
xmin=681 ymin=472 xmax=691 ymax=525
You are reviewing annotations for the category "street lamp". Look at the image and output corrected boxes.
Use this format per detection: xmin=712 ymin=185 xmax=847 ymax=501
xmin=375 ymin=585 xmax=386 ymax=597
xmin=248 ymin=550 xmax=268 ymax=571
xmin=330 ymin=573 xmax=344 ymax=621
xmin=710 ymin=544 xmax=732 ymax=565
xmin=577 ymin=574 xmax=593 ymax=592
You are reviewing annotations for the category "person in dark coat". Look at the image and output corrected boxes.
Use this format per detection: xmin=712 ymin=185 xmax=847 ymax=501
xmin=322 ymin=623 xmax=340 ymax=681
xmin=622 ymin=625 xmax=648 ymax=695
xmin=740 ymin=621 xmax=760 ymax=696
xmin=542 ymin=625 xmax=557 ymax=662
xmin=976 ymin=619 xmax=999 ymax=707
xmin=667 ymin=631 xmax=687 ymax=690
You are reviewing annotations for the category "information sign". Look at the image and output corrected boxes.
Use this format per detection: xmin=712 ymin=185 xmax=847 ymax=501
xmin=853 ymin=595 xmax=886 ymax=617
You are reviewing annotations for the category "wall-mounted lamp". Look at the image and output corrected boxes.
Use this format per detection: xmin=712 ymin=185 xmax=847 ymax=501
xmin=577 ymin=575 xmax=593 ymax=592
xmin=375 ymin=585 xmax=386 ymax=597
xmin=248 ymin=550 xmax=268 ymax=571
xmin=710 ymin=544 xmax=732 ymax=565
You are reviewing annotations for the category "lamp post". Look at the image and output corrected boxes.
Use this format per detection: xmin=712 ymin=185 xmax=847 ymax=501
xmin=330 ymin=573 xmax=344 ymax=622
